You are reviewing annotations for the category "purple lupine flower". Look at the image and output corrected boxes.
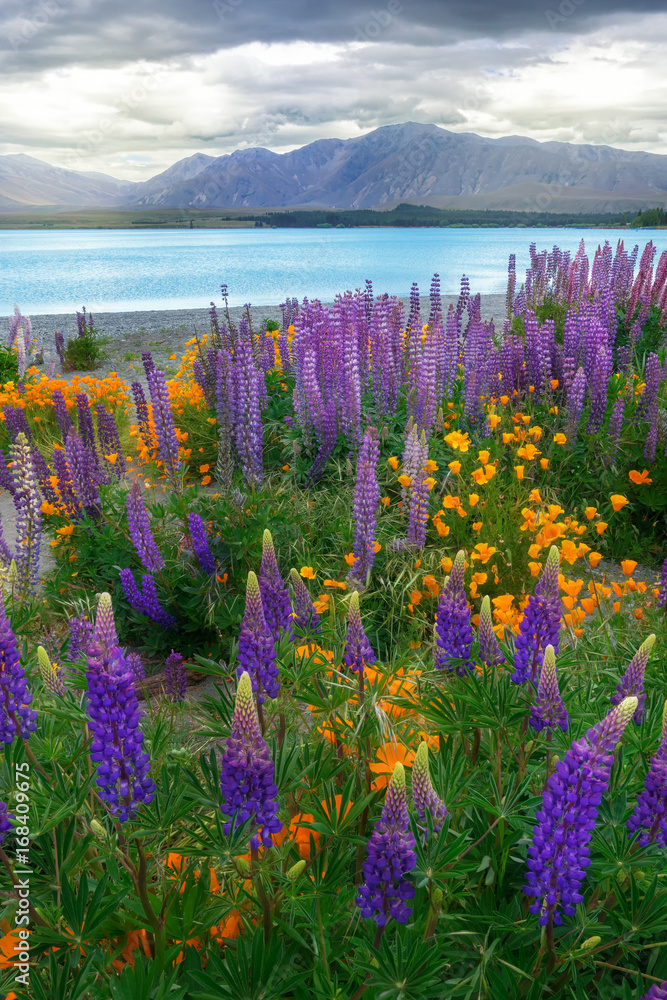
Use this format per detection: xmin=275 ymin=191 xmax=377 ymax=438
xmin=0 ymin=516 xmax=13 ymax=567
xmin=67 ymin=615 xmax=94 ymax=660
xmin=412 ymin=741 xmax=449 ymax=835
xmin=258 ymin=529 xmax=293 ymax=641
xmin=610 ymin=634 xmax=655 ymax=725
xmin=0 ymin=598 xmax=38 ymax=743
xmin=37 ymin=645 xmax=67 ymax=697
xmin=3 ymin=405 xmax=32 ymax=443
xmin=343 ymin=591 xmax=375 ymax=675
xmin=126 ymin=652 xmax=145 ymax=682
xmin=10 ymin=432 xmax=42 ymax=597
xmin=627 ymin=699 xmax=667 ymax=847
xmin=86 ymin=642 xmax=155 ymax=822
xmin=75 ymin=393 xmax=97 ymax=454
xmin=54 ymin=329 xmax=65 ymax=367
xmin=94 ymin=592 xmax=119 ymax=652
xmin=51 ymin=389 xmax=72 ymax=441
xmin=65 ymin=428 xmax=101 ymax=518
xmin=219 ymin=670 xmax=282 ymax=850
xmin=143 ymin=360 xmax=181 ymax=484
xmin=0 ymin=800 xmax=12 ymax=844
xmin=348 ymin=426 xmax=380 ymax=587
xmin=607 ymin=398 xmax=624 ymax=465
xmin=126 ymin=481 xmax=164 ymax=573
xmin=565 ymin=367 xmax=587 ymax=441
xmin=131 ymin=382 xmax=151 ymax=442
xmin=638 ymin=983 xmax=667 ymax=1000
xmin=478 ymin=594 xmax=505 ymax=666
xmin=405 ymin=464 xmax=430 ymax=549
xmin=96 ymin=406 xmax=123 ymax=481
xmin=529 ymin=644 xmax=569 ymax=733
xmin=237 ymin=571 xmax=279 ymax=703
xmin=512 ymin=545 xmax=561 ymax=685
xmin=187 ymin=512 xmax=216 ymax=575
xmin=119 ymin=568 xmax=177 ymax=629
xmin=289 ymin=568 xmax=321 ymax=633
xmin=524 ymin=696 xmax=637 ymax=926
xmin=164 ymin=650 xmax=187 ymax=702
xmin=356 ymin=761 xmax=417 ymax=926
xmin=52 ymin=448 xmax=82 ymax=521
xmin=658 ymin=557 xmax=667 ymax=609
xmin=434 ymin=550 xmax=473 ymax=675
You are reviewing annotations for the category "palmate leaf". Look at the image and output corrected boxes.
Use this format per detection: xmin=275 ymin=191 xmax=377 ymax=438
xmin=356 ymin=933 xmax=446 ymax=999
xmin=187 ymin=929 xmax=306 ymax=999
xmin=109 ymin=955 xmax=188 ymax=1000
xmin=17 ymin=949 xmax=99 ymax=1000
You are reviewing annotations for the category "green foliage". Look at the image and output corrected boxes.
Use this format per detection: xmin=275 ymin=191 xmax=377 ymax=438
xmin=62 ymin=317 xmax=107 ymax=372
xmin=629 ymin=207 xmax=667 ymax=228
xmin=0 ymin=344 xmax=19 ymax=382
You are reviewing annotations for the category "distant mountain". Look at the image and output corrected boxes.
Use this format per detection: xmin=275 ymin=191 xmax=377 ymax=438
xmin=0 ymin=154 xmax=133 ymax=207
xmin=2 ymin=125 xmax=667 ymax=213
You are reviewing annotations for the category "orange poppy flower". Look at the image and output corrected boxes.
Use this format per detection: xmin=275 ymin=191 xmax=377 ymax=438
xmin=610 ymin=495 xmax=629 ymax=512
xmin=289 ymin=813 xmax=320 ymax=859
xmin=628 ymin=469 xmax=652 ymax=485
xmin=370 ymin=742 xmax=416 ymax=790
xmin=620 ymin=560 xmax=637 ymax=576
xmin=300 ymin=566 xmax=315 ymax=579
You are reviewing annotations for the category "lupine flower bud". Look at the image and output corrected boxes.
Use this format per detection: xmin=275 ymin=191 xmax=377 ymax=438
xmin=126 ymin=481 xmax=164 ymax=573
xmin=434 ymin=550 xmax=473 ymax=675
xmin=529 ymin=645 xmax=569 ymax=733
xmin=37 ymin=645 xmax=66 ymax=696
xmin=287 ymin=860 xmax=307 ymax=881
xmin=580 ymin=936 xmax=601 ymax=951
xmin=513 ymin=545 xmax=561 ymax=685
xmin=289 ymin=568 xmax=321 ymax=633
xmin=90 ymin=818 xmax=107 ymax=841
xmin=627 ymin=699 xmax=667 ymax=847
xmin=86 ymin=643 xmax=155 ymax=821
xmin=259 ymin=529 xmax=293 ymax=640
xmin=0 ymin=801 xmax=12 ymax=844
xmin=0 ymin=600 xmax=37 ymax=743
xmin=524 ymin=697 xmax=637 ymax=926
xmin=219 ymin=671 xmax=282 ymax=850
xmin=343 ymin=591 xmax=375 ymax=675
xmin=95 ymin=592 xmax=118 ymax=651
xmin=478 ymin=594 xmax=505 ymax=666
xmin=187 ymin=513 xmax=216 ymax=575
xmin=164 ymin=649 xmax=187 ymax=702
xmin=611 ymin=634 xmax=655 ymax=725
xmin=356 ymin=762 xmax=417 ymax=926
xmin=237 ymin=571 xmax=279 ymax=703
xmin=412 ymin=742 xmax=449 ymax=835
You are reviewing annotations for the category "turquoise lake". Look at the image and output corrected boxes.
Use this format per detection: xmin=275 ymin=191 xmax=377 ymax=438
xmin=2 ymin=227 xmax=667 ymax=315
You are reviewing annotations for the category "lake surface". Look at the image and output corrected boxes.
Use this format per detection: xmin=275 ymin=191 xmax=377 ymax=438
xmin=2 ymin=227 xmax=667 ymax=315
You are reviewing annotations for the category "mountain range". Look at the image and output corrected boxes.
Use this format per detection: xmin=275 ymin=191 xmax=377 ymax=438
xmin=2 ymin=123 xmax=667 ymax=214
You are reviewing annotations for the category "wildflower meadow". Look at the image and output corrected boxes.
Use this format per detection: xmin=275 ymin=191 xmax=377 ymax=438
xmin=1 ymin=238 xmax=667 ymax=999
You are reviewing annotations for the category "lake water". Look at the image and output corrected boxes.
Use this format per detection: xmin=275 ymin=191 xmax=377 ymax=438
xmin=2 ymin=227 xmax=667 ymax=315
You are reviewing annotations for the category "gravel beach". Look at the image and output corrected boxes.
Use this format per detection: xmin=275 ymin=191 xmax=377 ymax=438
xmin=26 ymin=294 xmax=508 ymax=383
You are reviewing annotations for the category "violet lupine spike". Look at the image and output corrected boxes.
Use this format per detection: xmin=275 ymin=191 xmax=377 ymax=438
xmin=65 ymin=428 xmax=101 ymax=518
xmin=0 ymin=599 xmax=38 ymax=743
xmin=412 ymin=741 xmax=449 ymax=836
xmin=289 ymin=568 xmax=321 ymax=633
xmin=126 ymin=652 xmax=145 ymax=682
xmin=37 ymin=646 xmax=67 ymax=697
xmin=348 ymin=426 xmax=380 ymax=588
xmin=0 ymin=516 xmax=13 ymax=567
xmin=145 ymin=365 xmax=182 ymax=484
xmin=119 ymin=569 xmax=177 ymax=629
xmin=67 ymin=615 xmax=94 ymax=661
xmin=94 ymin=592 xmax=119 ymax=652
xmin=343 ymin=591 xmax=375 ymax=675
xmin=258 ymin=529 xmax=293 ymax=640
xmin=51 ymin=389 xmax=72 ymax=441
xmin=52 ymin=448 xmax=82 ymax=521
xmin=627 ymin=699 xmax=667 ymax=847
xmin=164 ymin=650 xmax=187 ymax=702
xmin=610 ymin=634 xmax=655 ymax=725
xmin=524 ymin=696 xmax=637 ymax=927
xmin=10 ymin=433 xmax=42 ymax=597
xmin=658 ymin=557 xmax=667 ymax=609
xmin=219 ymin=671 xmax=282 ymax=850
xmin=187 ymin=512 xmax=216 ymax=575
xmin=478 ymin=595 xmax=505 ymax=666
xmin=75 ymin=393 xmax=97 ymax=454
xmin=529 ymin=644 xmax=569 ymax=734
xmin=96 ymin=406 xmax=123 ymax=481
xmin=356 ymin=762 xmax=417 ymax=926
xmin=512 ymin=545 xmax=561 ymax=685
xmin=237 ymin=571 xmax=279 ymax=703
xmin=0 ymin=801 xmax=12 ymax=845
xmin=434 ymin=550 xmax=473 ymax=675
xmin=126 ymin=480 xmax=164 ymax=573
xmin=131 ymin=382 xmax=151 ymax=442
xmin=86 ymin=642 xmax=155 ymax=822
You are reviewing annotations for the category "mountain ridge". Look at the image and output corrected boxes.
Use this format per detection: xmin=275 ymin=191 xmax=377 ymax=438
xmin=2 ymin=123 xmax=667 ymax=213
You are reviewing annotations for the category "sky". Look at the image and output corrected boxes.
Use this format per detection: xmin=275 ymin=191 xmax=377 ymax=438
xmin=1 ymin=0 xmax=666 ymax=180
